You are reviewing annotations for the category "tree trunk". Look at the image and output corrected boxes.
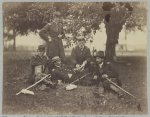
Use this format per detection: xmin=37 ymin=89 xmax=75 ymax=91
xmin=12 ymin=29 xmax=16 ymax=51
xmin=104 ymin=19 xmax=123 ymax=61
xmin=103 ymin=5 xmax=128 ymax=61
xmin=105 ymin=40 xmax=116 ymax=61
xmin=104 ymin=22 xmax=119 ymax=61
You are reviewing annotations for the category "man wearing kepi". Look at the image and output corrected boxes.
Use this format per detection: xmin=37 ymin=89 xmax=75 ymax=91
xmin=39 ymin=11 xmax=65 ymax=72
xmin=51 ymin=56 xmax=73 ymax=84
xmin=71 ymin=36 xmax=91 ymax=72
xmin=29 ymin=45 xmax=56 ymax=89
xmin=91 ymin=51 xmax=123 ymax=98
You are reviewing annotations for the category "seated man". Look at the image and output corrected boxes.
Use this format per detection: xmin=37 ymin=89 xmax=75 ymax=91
xmin=71 ymin=36 xmax=91 ymax=72
xmin=29 ymin=45 xmax=56 ymax=89
xmin=91 ymin=51 xmax=123 ymax=98
xmin=51 ymin=56 xmax=74 ymax=84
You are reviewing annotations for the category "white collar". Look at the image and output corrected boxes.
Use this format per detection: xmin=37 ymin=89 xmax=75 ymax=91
xmin=98 ymin=62 xmax=104 ymax=68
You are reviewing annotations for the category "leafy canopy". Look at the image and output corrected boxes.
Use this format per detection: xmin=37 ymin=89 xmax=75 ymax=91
xmin=3 ymin=2 xmax=147 ymax=44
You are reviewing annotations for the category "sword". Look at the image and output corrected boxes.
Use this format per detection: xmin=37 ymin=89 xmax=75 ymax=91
xmin=105 ymin=77 xmax=136 ymax=99
xmin=104 ymin=77 xmax=143 ymax=111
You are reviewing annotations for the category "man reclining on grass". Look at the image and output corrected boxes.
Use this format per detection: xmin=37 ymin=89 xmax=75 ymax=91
xmin=29 ymin=45 xmax=56 ymax=90
xmin=50 ymin=56 xmax=74 ymax=85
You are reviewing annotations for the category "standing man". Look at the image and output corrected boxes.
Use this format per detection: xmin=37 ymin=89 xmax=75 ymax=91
xmin=39 ymin=11 xmax=65 ymax=71
xmin=71 ymin=36 xmax=91 ymax=72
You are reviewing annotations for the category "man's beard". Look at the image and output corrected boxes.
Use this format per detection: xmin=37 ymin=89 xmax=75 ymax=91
xmin=55 ymin=62 xmax=61 ymax=67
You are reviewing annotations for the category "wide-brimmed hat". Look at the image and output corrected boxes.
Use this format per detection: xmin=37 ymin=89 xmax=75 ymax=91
xmin=52 ymin=56 xmax=61 ymax=63
xmin=37 ymin=45 xmax=45 ymax=52
xmin=76 ymin=36 xmax=85 ymax=42
xmin=95 ymin=51 xmax=105 ymax=58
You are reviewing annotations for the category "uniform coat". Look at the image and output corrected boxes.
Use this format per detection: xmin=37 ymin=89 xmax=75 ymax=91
xmin=71 ymin=46 xmax=91 ymax=65
xmin=51 ymin=64 xmax=74 ymax=82
xmin=30 ymin=54 xmax=48 ymax=84
xmin=90 ymin=61 xmax=122 ymax=88
xmin=39 ymin=22 xmax=65 ymax=61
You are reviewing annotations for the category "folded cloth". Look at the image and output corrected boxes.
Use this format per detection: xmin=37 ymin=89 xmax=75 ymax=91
xmin=21 ymin=89 xmax=34 ymax=95
xmin=66 ymin=84 xmax=77 ymax=91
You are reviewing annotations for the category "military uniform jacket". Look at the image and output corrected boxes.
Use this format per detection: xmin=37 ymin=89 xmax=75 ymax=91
xmin=91 ymin=61 xmax=118 ymax=82
xmin=30 ymin=54 xmax=48 ymax=76
xmin=39 ymin=22 xmax=65 ymax=61
xmin=71 ymin=46 xmax=91 ymax=65
xmin=51 ymin=64 xmax=73 ymax=81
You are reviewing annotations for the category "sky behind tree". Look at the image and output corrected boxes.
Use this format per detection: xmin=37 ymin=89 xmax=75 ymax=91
xmin=10 ymin=23 xmax=147 ymax=51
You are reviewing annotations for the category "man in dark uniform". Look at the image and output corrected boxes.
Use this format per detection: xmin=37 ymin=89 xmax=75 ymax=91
xmin=50 ymin=56 xmax=74 ymax=84
xmin=39 ymin=11 xmax=65 ymax=72
xmin=91 ymin=51 xmax=123 ymax=98
xmin=71 ymin=36 xmax=91 ymax=72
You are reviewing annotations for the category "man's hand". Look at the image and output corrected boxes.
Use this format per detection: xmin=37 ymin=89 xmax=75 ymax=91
xmin=52 ymin=69 xmax=55 ymax=72
xmin=48 ymin=36 xmax=52 ymax=42
xmin=68 ymin=74 xmax=73 ymax=79
xmin=73 ymin=64 xmax=83 ymax=72
xmin=93 ymin=75 xmax=98 ymax=80
xmin=77 ymin=60 xmax=87 ymax=72
xmin=77 ymin=64 xmax=84 ymax=72
xmin=58 ymin=34 xmax=63 ymax=38
xmin=73 ymin=64 xmax=81 ymax=72
xmin=81 ymin=60 xmax=87 ymax=67
xmin=76 ymin=64 xmax=80 ymax=68
xmin=102 ymin=74 xmax=108 ymax=78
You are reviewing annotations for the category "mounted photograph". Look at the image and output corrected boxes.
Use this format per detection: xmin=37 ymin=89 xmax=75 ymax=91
xmin=2 ymin=1 xmax=148 ymax=115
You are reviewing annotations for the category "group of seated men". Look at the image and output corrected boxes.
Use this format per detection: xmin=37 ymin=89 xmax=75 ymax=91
xmin=29 ymin=37 xmax=123 ymax=98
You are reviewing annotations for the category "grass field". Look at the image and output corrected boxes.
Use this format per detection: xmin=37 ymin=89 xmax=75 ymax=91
xmin=2 ymin=51 xmax=147 ymax=115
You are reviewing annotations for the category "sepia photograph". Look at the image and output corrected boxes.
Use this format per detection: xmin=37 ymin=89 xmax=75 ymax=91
xmin=2 ymin=1 xmax=148 ymax=115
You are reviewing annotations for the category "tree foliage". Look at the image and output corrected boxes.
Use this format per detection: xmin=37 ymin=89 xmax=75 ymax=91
xmin=125 ymin=2 xmax=147 ymax=31
xmin=3 ymin=3 xmax=31 ymax=35
xmin=3 ymin=2 xmax=147 ymax=52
